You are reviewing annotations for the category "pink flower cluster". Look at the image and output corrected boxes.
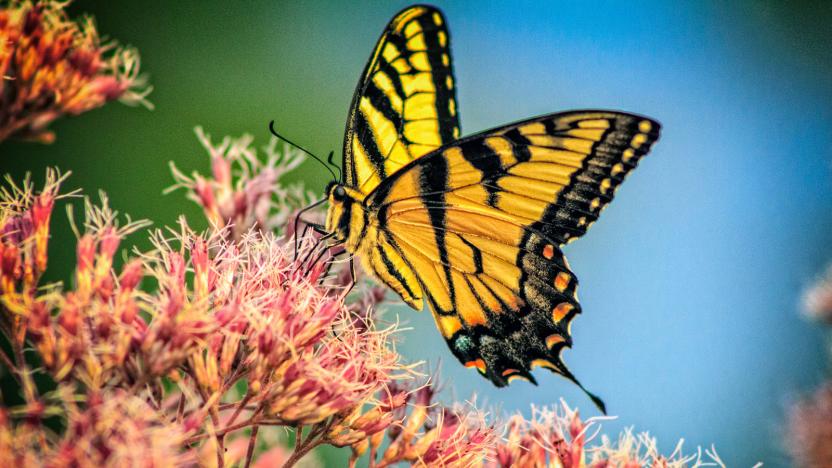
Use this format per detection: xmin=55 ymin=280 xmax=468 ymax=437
xmin=0 ymin=2 xmax=731 ymax=459
xmin=0 ymin=122 xmax=735 ymax=466
xmin=169 ymin=127 xmax=312 ymax=242
xmin=0 ymin=133 xmax=730 ymax=467
xmin=491 ymin=403 xmax=725 ymax=468
xmin=0 ymin=160 xmax=419 ymax=466
xmin=0 ymin=0 xmax=151 ymax=144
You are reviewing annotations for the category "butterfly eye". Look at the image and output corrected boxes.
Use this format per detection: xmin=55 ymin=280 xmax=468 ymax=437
xmin=332 ymin=185 xmax=347 ymax=201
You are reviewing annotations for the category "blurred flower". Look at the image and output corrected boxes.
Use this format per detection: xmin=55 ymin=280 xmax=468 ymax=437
xmin=803 ymin=265 xmax=832 ymax=324
xmin=0 ymin=407 xmax=41 ymax=467
xmin=169 ymin=127 xmax=313 ymax=242
xmin=0 ymin=388 xmax=193 ymax=467
xmin=47 ymin=390 xmax=192 ymax=467
xmin=0 ymin=0 xmax=151 ymax=144
xmin=0 ymin=168 xmax=75 ymax=348
xmin=24 ymin=193 xmax=150 ymax=387
xmin=787 ymin=381 xmax=832 ymax=468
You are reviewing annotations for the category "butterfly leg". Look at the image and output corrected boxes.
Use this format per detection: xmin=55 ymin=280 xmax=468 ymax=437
xmin=329 ymin=253 xmax=354 ymax=344
xmin=292 ymin=197 xmax=327 ymax=261
xmin=342 ymin=256 xmax=357 ymax=298
xmin=298 ymin=231 xmax=336 ymax=273
xmin=305 ymin=235 xmax=338 ymax=274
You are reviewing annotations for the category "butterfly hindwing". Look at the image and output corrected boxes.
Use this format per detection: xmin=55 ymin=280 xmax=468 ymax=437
xmin=343 ymin=5 xmax=460 ymax=194
xmin=365 ymin=111 xmax=660 ymax=402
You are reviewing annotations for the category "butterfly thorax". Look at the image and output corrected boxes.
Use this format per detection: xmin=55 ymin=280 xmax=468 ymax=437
xmin=324 ymin=183 xmax=368 ymax=251
xmin=324 ymin=181 xmax=425 ymax=310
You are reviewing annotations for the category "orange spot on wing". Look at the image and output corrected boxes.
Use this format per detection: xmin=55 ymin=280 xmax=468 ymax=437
xmin=542 ymin=244 xmax=555 ymax=260
xmin=554 ymin=272 xmax=571 ymax=292
xmin=465 ymin=359 xmax=486 ymax=373
xmin=530 ymin=359 xmax=557 ymax=371
xmin=507 ymin=374 xmax=530 ymax=384
xmin=437 ymin=315 xmax=463 ymax=338
xmin=501 ymin=368 xmax=520 ymax=377
xmin=545 ymin=333 xmax=566 ymax=349
xmin=552 ymin=302 xmax=574 ymax=323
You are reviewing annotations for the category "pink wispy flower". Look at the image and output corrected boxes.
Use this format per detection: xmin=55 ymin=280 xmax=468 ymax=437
xmin=487 ymin=401 xmax=727 ymax=468
xmin=343 ymin=381 xmax=498 ymax=468
xmin=0 ymin=165 xmax=410 ymax=466
xmin=169 ymin=127 xmax=312 ymax=242
xmin=0 ymin=1 xmax=151 ymax=144
xmin=25 ymin=194 xmax=149 ymax=386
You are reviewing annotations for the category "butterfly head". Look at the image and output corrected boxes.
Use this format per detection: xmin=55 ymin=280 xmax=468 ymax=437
xmin=324 ymin=182 xmax=364 ymax=247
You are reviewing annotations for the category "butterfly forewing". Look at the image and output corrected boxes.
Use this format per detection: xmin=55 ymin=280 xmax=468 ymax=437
xmin=343 ymin=5 xmax=460 ymax=194
xmin=365 ymin=111 xmax=660 ymax=399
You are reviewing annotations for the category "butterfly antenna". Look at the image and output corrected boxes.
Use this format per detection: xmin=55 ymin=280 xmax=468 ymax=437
xmin=326 ymin=150 xmax=342 ymax=183
xmin=269 ymin=120 xmax=338 ymax=182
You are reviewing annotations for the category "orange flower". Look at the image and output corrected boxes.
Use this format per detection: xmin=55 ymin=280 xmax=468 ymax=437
xmin=0 ymin=0 xmax=151 ymax=144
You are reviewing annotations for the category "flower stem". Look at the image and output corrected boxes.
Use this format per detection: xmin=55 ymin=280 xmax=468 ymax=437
xmin=226 ymin=392 xmax=253 ymax=428
xmin=183 ymin=419 xmax=259 ymax=445
xmin=244 ymin=425 xmax=259 ymax=468
xmin=12 ymin=339 xmax=37 ymax=405
xmin=176 ymin=393 xmax=186 ymax=423
xmin=282 ymin=419 xmax=336 ymax=468
xmin=0 ymin=347 xmax=21 ymax=386
xmin=282 ymin=429 xmax=322 ymax=468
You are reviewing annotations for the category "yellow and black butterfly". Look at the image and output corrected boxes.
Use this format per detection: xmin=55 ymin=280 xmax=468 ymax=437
xmin=299 ymin=4 xmax=660 ymax=412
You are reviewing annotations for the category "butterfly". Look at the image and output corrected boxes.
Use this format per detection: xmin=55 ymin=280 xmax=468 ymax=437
xmin=315 ymin=4 xmax=660 ymax=412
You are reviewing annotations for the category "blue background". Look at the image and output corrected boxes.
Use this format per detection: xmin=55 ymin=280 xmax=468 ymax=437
xmin=5 ymin=1 xmax=832 ymax=465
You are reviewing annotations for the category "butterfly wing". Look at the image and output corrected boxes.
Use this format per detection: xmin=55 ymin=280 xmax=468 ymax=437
xmin=343 ymin=5 xmax=460 ymax=194
xmin=364 ymin=110 xmax=660 ymax=409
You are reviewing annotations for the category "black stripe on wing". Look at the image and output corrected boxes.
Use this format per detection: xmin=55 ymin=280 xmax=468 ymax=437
xmin=342 ymin=5 xmax=461 ymax=190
